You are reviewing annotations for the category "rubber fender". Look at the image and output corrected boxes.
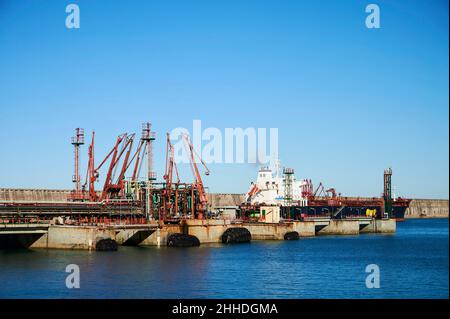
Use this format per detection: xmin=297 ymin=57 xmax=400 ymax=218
xmin=167 ymin=233 xmax=200 ymax=247
xmin=284 ymin=231 xmax=299 ymax=240
xmin=95 ymin=238 xmax=118 ymax=251
xmin=221 ymin=227 xmax=251 ymax=244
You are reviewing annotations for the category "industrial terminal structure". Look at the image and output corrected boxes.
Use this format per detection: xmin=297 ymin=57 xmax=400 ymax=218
xmin=0 ymin=122 xmax=405 ymax=249
xmin=0 ymin=123 xmax=213 ymax=225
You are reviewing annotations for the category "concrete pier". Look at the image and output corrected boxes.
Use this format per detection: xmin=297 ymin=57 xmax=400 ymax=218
xmin=26 ymin=224 xmax=158 ymax=249
xmin=0 ymin=218 xmax=397 ymax=249
xmin=317 ymin=220 xmax=360 ymax=235
xmin=131 ymin=218 xmax=396 ymax=247
xmin=0 ymin=223 xmax=50 ymax=248
xmin=359 ymin=219 xmax=396 ymax=234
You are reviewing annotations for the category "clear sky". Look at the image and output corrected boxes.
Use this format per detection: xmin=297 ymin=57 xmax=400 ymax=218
xmin=0 ymin=0 xmax=448 ymax=199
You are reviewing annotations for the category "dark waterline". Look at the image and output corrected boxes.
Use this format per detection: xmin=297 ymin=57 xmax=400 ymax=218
xmin=0 ymin=219 xmax=448 ymax=299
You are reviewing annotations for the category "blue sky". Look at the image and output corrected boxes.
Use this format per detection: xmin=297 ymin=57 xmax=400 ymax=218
xmin=0 ymin=0 xmax=448 ymax=198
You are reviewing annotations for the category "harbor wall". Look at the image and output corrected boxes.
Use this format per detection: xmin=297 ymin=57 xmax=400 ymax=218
xmin=207 ymin=193 xmax=244 ymax=208
xmin=405 ymin=199 xmax=449 ymax=218
xmin=1 ymin=188 xmax=448 ymax=218
xmin=0 ymin=188 xmax=71 ymax=202
xmin=0 ymin=188 xmax=246 ymax=206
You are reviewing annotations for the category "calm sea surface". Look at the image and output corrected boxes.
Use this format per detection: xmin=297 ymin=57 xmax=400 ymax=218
xmin=0 ymin=218 xmax=448 ymax=298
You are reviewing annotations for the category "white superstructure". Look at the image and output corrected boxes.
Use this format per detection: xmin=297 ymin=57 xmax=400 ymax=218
xmin=245 ymin=166 xmax=308 ymax=206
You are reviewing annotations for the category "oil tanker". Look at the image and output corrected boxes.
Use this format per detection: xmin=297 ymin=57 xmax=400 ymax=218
xmin=241 ymin=166 xmax=411 ymax=221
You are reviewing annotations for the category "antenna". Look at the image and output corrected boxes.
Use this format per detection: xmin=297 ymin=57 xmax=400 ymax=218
xmin=271 ymin=158 xmax=281 ymax=177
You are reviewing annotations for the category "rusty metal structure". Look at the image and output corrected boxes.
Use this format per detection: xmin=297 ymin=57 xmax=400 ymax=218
xmin=68 ymin=128 xmax=85 ymax=201
xmin=156 ymin=132 xmax=211 ymax=221
xmin=383 ymin=167 xmax=393 ymax=218
xmin=181 ymin=133 xmax=210 ymax=219
xmin=141 ymin=122 xmax=157 ymax=183
xmin=161 ymin=132 xmax=180 ymax=220
xmin=0 ymin=124 xmax=211 ymax=226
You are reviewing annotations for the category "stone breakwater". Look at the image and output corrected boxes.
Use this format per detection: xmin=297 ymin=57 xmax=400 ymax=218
xmin=406 ymin=199 xmax=449 ymax=218
xmin=0 ymin=189 xmax=448 ymax=218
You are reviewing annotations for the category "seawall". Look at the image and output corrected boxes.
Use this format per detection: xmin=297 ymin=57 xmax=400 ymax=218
xmin=406 ymin=199 xmax=449 ymax=218
xmin=0 ymin=188 xmax=71 ymax=202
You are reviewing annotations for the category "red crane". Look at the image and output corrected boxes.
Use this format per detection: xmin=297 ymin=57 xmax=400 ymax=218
xmin=181 ymin=133 xmax=210 ymax=219
xmin=164 ymin=133 xmax=180 ymax=192
xmin=82 ymin=133 xmax=136 ymax=202
xmin=100 ymin=133 xmax=136 ymax=201
xmin=325 ymin=188 xmax=337 ymax=198
xmin=83 ymin=131 xmax=99 ymax=201
xmin=301 ymin=179 xmax=314 ymax=198
xmin=162 ymin=133 xmax=180 ymax=219
xmin=124 ymin=137 xmax=146 ymax=182
xmin=313 ymin=182 xmax=326 ymax=198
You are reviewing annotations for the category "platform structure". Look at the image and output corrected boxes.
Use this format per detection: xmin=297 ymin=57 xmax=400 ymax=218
xmin=0 ymin=217 xmax=396 ymax=250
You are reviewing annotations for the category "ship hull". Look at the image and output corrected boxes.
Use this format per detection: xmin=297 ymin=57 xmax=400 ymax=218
xmin=280 ymin=205 xmax=382 ymax=220
xmin=280 ymin=203 xmax=409 ymax=221
xmin=392 ymin=205 xmax=407 ymax=221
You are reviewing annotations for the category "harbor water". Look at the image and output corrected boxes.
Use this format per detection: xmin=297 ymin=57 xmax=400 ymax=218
xmin=0 ymin=219 xmax=448 ymax=299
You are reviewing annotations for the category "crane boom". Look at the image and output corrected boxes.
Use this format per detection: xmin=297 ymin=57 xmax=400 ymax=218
xmin=163 ymin=133 xmax=181 ymax=219
xmin=181 ymin=133 xmax=210 ymax=219
xmin=83 ymin=131 xmax=98 ymax=202
xmin=100 ymin=133 xmax=135 ymax=201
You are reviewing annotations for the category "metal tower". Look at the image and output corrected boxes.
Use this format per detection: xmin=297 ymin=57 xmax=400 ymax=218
xmin=383 ymin=168 xmax=393 ymax=218
xmin=283 ymin=167 xmax=294 ymax=206
xmin=71 ymin=128 xmax=85 ymax=195
xmin=141 ymin=123 xmax=156 ymax=182
xmin=141 ymin=123 xmax=156 ymax=220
